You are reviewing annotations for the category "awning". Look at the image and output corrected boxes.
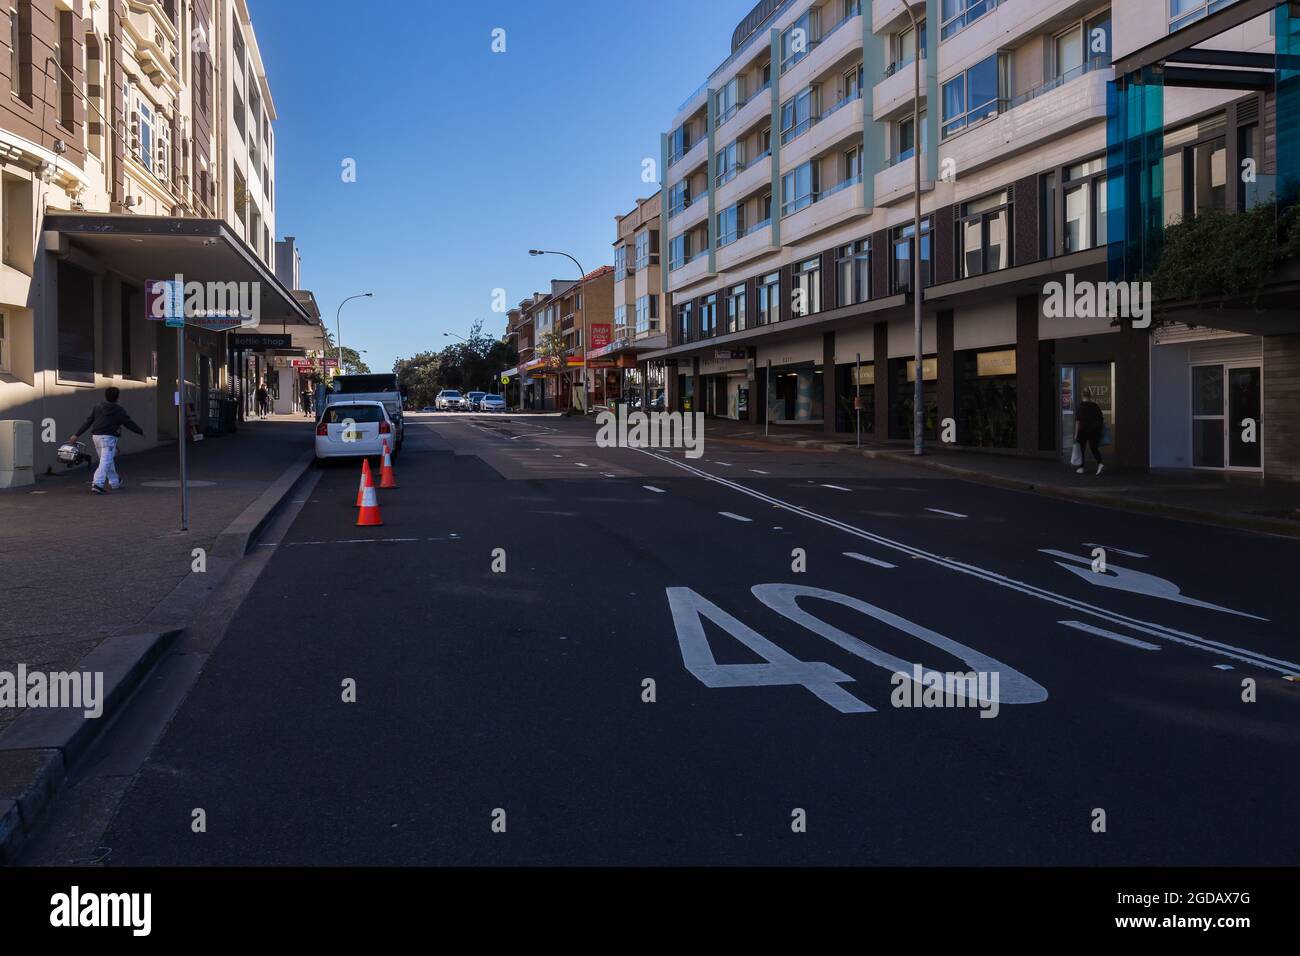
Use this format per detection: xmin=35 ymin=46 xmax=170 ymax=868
xmin=43 ymin=212 xmax=314 ymax=326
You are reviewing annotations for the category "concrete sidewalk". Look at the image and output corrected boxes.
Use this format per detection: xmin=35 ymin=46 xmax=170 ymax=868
xmin=701 ymin=419 xmax=1300 ymax=538
xmin=0 ymin=418 xmax=314 ymax=733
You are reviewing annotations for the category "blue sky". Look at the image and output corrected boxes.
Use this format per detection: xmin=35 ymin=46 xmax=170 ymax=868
xmin=248 ymin=0 xmax=751 ymax=372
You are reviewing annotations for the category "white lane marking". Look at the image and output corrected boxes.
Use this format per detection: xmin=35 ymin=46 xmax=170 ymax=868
xmin=643 ymin=485 xmax=667 ymax=494
xmin=712 ymin=461 xmax=734 ymax=467
xmin=1214 ymin=664 xmax=1235 ymax=671
xmin=844 ymin=552 xmax=897 ymax=569
xmin=552 ymin=454 xmax=563 ymax=458
xmin=574 ymin=462 xmax=589 ymax=468
xmin=602 ymin=473 xmax=618 ymax=478
xmin=822 ymin=484 xmax=852 ymax=492
xmin=749 ymin=469 xmax=770 ymax=475
xmin=719 ymin=512 xmax=752 ymax=523
xmin=926 ymin=508 xmax=968 ymax=518
xmin=1059 ymin=620 xmax=1161 ymax=651
xmin=1040 ymin=549 xmax=1268 ymax=621
xmin=636 ymin=449 xmax=1300 ymax=675
xmin=1083 ymin=542 xmax=1149 ymax=558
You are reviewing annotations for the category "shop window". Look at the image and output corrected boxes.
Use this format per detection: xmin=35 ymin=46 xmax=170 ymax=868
xmin=792 ymin=257 xmax=820 ymax=317
xmin=956 ymin=348 xmax=1017 ymax=447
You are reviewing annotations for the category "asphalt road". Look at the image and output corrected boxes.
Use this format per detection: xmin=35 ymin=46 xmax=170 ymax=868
xmin=27 ymin=413 xmax=1300 ymax=865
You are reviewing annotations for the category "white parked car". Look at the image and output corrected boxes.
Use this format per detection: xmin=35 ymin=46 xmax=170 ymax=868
xmin=479 ymin=394 xmax=506 ymax=413
xmin=435 ymin=389 xmax=463 ymax=411
xmin=465 ymin=391 xmax=487 ymax=411
xmin=314 ymin=401 xmax=397 ymax=462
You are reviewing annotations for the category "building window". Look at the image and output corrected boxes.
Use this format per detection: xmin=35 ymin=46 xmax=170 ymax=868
xmin=614 ymin=245 xmax=628 ymax=281
xmin=635 ymin=295 xmax=659 ymax=334
xmin=716 ymin=140 xmax=745 ymax=187
xmin=779 ymin=8 xmax=818 ymax=73
xmin=836 ymin=240 xmax=870 ymax=306
xmin=635 ymin=230 xmax=658 ymax=269
xmin=941 ymin=53 xmax=1008 ymax=138
xmin=232 ymin=16 xmax=245 ymax=70
xmin=893 ymin=18 xmax=926 ymax=73
xmin=960 ymin=191 xmax=1011 ymax=277
xmin=700 ymin=294 xmax=718 ymax=338
xmin=1170 ymin=0 xmax=1238 ymax=33
xmin=85 ymin=36 xmax=104 ymax=158
xmin=941 ymin=0 xmax=999 ymax=41
xmin=893 ymin=112 xmax=927 ymax=165
xmin=716 ymin=203 xmax=746 ymax=247
xmin=676 ymin=301 xmax=694 ymax=343
xmin=781 ymin=161 xmax=819 ymax=217
xmin=726 ymin=283 xmax=747 ymax=333
xmin=780 ymin=86 xmax=818 ymax=144
xmin=891 ymin=217 xmax=931 ymax=292
xmin=1164 ymin=121 xmax=1227 ymax=226
xmin=757 ymin=271 xmax=780 ymax=325
xmin=667 ymin=179 xmax=691 ymax=218
xmin=792 ymin=257 xmax=821 ymax=317
xmin=614 ymin=303 xmax=628 ymax=334
xmin=1238 ymin=122 xmax=1262 ymax=209
xmin=756 ymin=126 xmax=772 ymax=160
xmin=669 ymin=123 xmax=692 ymax=165
xmin=10 ymin=2 xmax=30 ymax=103
xmin=716 ymin=75 xmax=745 ymax=126
xmin=1063 ymin=158 xmax=1107 ymax=252
xmin=136 ymin=100 xmax=154 ymax=171
xmin=669 ymin=233 xmax=692 ymax=271
xmin=233 ymin=85 xmax=245 ymax=139
xmin=56 ymin=11 xmax=73 ymax=129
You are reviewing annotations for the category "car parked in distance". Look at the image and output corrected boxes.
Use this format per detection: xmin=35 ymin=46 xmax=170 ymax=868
xmin=435 ymin=389 xmax=463 ymax=411
xmin=466 ymin=391 xmax=487 ymax=411
xmin=479 ymin=394 xmax=506 ymax=413
xmin=314 ymin=401 xmax=397 ymax=462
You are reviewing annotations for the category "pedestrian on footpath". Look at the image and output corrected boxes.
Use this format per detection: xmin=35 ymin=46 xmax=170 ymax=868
xmin=255 ymin=380 xmax=269 ymax=418
xmin=301 ymin=383 xmax=313 ymax=418
xmin=1073 ymin=388 xmax=1106 ymax=477
xmin=68 ymin=386 xmax=144 ymax=494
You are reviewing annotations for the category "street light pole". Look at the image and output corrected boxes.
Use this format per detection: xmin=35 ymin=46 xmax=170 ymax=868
xmin=529 ymin=249 xmax=589 ymax=413
xmin=904 ymin=2 xmax=925 ymax=457
xmin=335 ymin=292 xmax=374 ymax=376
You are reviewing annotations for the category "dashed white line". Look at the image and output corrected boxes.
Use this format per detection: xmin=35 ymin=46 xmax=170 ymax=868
xmin=712 ymin=461 xmax=734 ymax=467
xmin=926 ymin=508 xmax=968 ymax=518
xmin=574 ymin=462 xmax=589 ymax=468
xmin=843 ymin=551 xmax=897 ymax=569
xmin=643 ymin=485 xmax=667 ymax=494
xmin=1059 ymin=620 xmax=1161 ymax=651
xmin=822 ymin=484 xmax=852 ymax=492
xmin=719 ymin=511 xmax=752 ymax=523
xmin=749 ymin=469 xmax=770 ymax=475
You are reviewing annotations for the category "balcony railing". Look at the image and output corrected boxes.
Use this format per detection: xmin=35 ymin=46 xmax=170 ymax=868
xmin=883 ymin=50 xmax=925 ymax=80
xmin=781 ymin=114 xmax=818 ymax=145
xmin=821 ymin=173 xmax=861 ymax=200
xmin=1007 ymin=55 xmax=1110 ymax=110
xmin=820 ymin=87 xmax=861 ymax=121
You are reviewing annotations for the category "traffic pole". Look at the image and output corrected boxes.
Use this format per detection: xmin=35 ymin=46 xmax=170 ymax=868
xmin=178 ymin=324 xmax=188 ymax=531
xmin=856 ymin=352 xmax=862 ymax=449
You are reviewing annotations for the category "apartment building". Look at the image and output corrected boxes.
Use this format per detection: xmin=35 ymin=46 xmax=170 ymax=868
xmin=600 ymin=191 xmax=668 ymax=409
xmin=648 ymin=0 xmax=1300 ymax=480
xmin=0 ymin=0 xmax=314 ymax=481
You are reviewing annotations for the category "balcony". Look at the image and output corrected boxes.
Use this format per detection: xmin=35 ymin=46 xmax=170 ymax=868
xmin=778 ymin=10 xmax=864 ymax=101
xmin=872 ymin=0 xmax=926 ymax=35
xmin=671 ymin=193 xmax=709 ymax=233
xmin=716 ymin=219 xmax=776 ymax=274
xmin=668 ymin=251 xmax=714 ymax=291
xmin=873 ymin=54 xmax=926 ymax=120
xmin=940 ymin=63 xmax=1111 ymax=179
xmin=668 ymin=134 xmax=708 ymax=178
xmin=714 ymin=149 xmax=772 ymax=209
xmin=874 ymin=152 xmax=930 ymax=206
xmin=941 ymin=0 xmax=1093 ymax=67
xmin=718 ymin=81 xmax=773 ymax=140
xmin=781 ymin=178 xmax=865 ymax=245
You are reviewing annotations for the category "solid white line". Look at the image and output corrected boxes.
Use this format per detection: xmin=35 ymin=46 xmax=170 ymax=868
xmin=574 ymin=462 xmax=589 ymax=468
xmin=643 ymin=485 xmax=667 ymax=494
xmin=926 ymin=508 xmax=968 ymax=518
xmin=844 ymin=551 xmax=897 ymax=569
xmin=822 ymin=484 xmax=852 ymax=492
xmin=1059 ymin=620 xmax=1161 ymax=651
xmin=719 ymin=511 xmax=752 ymax=522
xmin=635 ymin=449 xmax=1300 ymax=675
xmin=749 ymin=469 xmax=770 ymax=475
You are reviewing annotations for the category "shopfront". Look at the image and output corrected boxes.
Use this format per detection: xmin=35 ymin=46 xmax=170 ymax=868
xmin=834 ymin=361 xmax=874 ymax=434
xmin=956 ymin=347 xmax=1018 ymax=448
xmin=1058 ymin=362 xmax=1115 ymax=463
xmin=889 ymin=356 xmax=937 ymax=441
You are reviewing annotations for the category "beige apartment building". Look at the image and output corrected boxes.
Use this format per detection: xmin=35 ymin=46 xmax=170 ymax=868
xmin=649 ymin=0 xmax=1300 ymax=480
xmin=0 ymin=0 xmax=317 ymax=484
xmin=599 ymin=191 xmax=668 ymax=409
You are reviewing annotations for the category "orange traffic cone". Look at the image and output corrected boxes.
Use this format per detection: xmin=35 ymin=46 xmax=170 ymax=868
xmin=356 ymin=459 xmax=370 ymax=507
xmin=356 ymin=461 xmax=383 ymax=527
xmin=379 ymin=440 xmax=398 ymax=489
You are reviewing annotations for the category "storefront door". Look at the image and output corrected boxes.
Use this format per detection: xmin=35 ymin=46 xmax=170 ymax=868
xmin=1059 ymin=363 xmax=1115 ymax=462
xmin=1192 ymin=363 xmax=1262 ymax=470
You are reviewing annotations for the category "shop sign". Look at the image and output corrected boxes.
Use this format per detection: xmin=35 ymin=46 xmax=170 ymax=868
xmin=714 ymin=349 xmax=746 ymax=359
xmin=977 ymin=349 xmax=1017 ymax=378
xmin=905 ymin=357 xmax=938 ymax=382
xmin=590 ymin=324 xmax=612 ymax=348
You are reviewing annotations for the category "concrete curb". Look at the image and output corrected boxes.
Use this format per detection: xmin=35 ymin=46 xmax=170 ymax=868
xmin=0 ymin=451 xmax=314 ymax=864
xmin=727 ymin=432 xmax=1300 ymax=539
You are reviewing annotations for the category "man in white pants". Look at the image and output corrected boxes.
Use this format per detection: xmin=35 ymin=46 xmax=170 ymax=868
xmin=68 ymin=387 xmax=145 ymax=494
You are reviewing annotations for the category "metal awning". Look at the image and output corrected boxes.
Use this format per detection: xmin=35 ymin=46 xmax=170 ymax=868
xmin=43 ymin=212 xmax=314 ymax=326
xmin=1112 ymin=0 xmax=1280 ymax=76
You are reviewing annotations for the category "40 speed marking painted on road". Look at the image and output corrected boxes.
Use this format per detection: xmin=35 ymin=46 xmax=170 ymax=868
xmin=666 ymin=584 xmax=1047 ymax=714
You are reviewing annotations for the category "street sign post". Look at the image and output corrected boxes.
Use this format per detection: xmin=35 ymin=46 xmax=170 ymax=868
xmin=152 ymin=279 xmax=190 ymax=531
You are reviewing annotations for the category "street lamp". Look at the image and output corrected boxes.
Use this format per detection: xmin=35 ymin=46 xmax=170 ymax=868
xmin=529 ymin=248 xmax=589 ymax=413
xmin=902 ymin=3 xmax=925 ymax=457
xmin=336 ymin=292 xmax=374 ymax=374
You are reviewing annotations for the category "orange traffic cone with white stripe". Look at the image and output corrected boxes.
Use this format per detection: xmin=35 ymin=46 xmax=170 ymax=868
xmin=356 ymin=460 xmax=383 ymax=527
xmin=379 ymin=440 xmax=398 ymax=489
xmin=356 ymin=459 xmax=370 ymax=507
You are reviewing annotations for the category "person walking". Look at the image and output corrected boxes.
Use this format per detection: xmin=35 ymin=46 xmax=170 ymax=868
xmin=68 ymin=387 xmax=144 ymax=494
xmin=1073 ymin=388 xmax=1106 ymax=476
xmin=255 ymin=380 xmax=269 ymax=418
xmin=301 ymin=382 xmax=314 ymax=418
